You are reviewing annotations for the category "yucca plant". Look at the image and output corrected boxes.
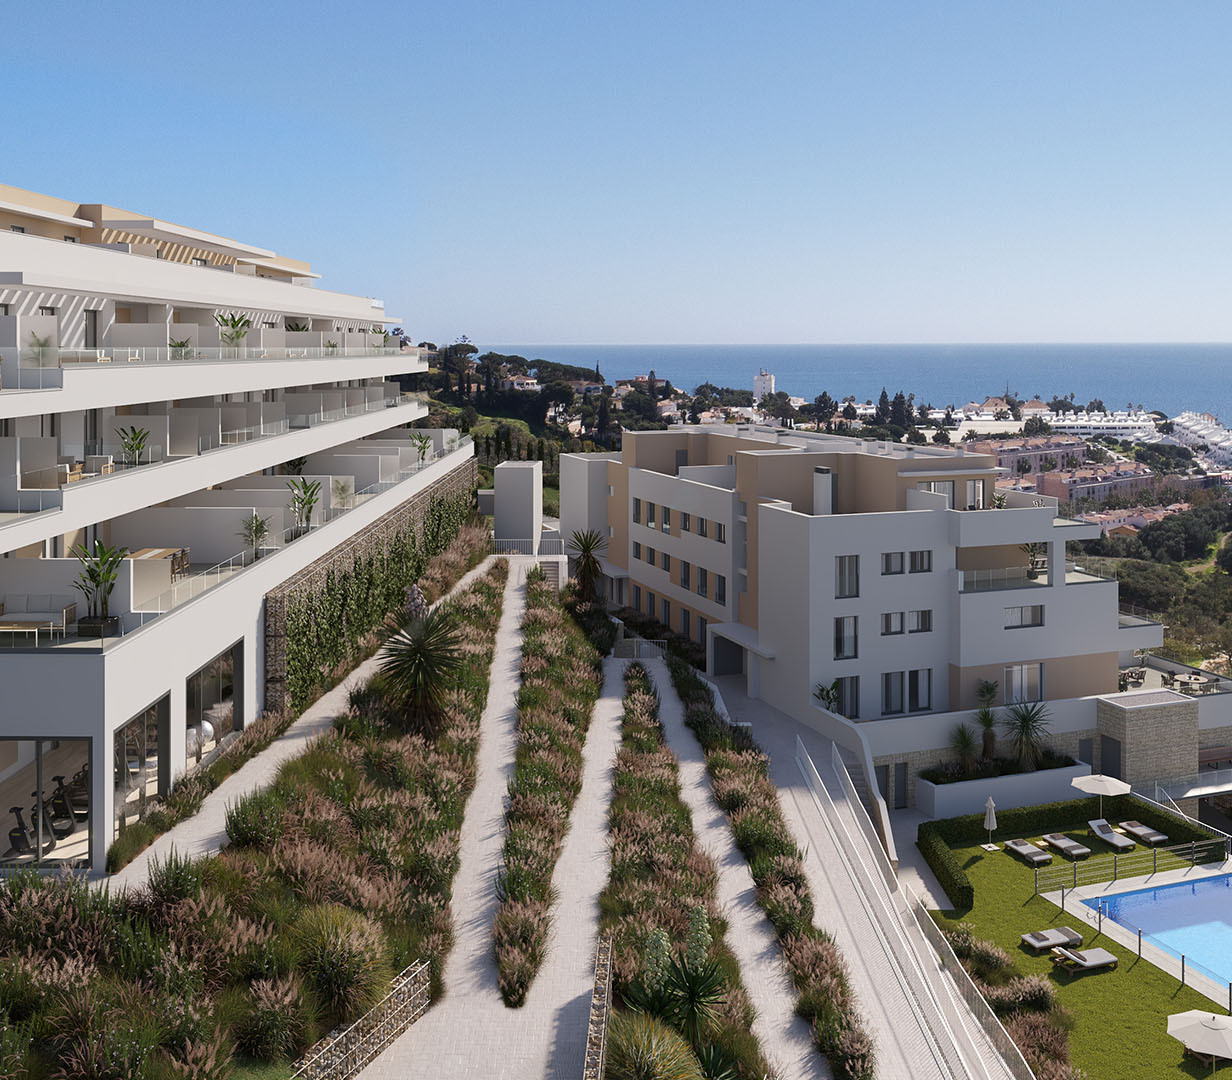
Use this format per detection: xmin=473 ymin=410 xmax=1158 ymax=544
xmin=379 ymin=607 xmax=463 ymax=735
xmin=949 ymin=722 xmax=978 ymax=775
xmin=1001 ymin=701 xmax=1052 ymax=770
xmin=975 ymin=678 xmax=999 ymax=759
xmin=567 ymin=528 xmax=607 ymax=601
xmin=664 ymin=952 xmax=725 ymax=1047
xmin=606 ymin=1011 xmax=704 ymax=1080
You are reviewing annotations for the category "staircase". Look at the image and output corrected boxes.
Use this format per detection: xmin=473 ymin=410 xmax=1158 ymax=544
xmin=539 ymin=558 xmax=562 ymax=591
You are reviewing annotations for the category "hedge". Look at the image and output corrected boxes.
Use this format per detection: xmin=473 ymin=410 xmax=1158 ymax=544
xmin=918 ymin=794 xmax=1218 ymax=910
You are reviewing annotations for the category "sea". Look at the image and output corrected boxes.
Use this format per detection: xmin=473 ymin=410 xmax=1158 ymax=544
xmin=487 ymin=343 xmax=1232 ymax=424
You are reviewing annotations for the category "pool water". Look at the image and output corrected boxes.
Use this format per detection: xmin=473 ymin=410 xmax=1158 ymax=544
xmin=1086 ymin=875 xmax=1232 ymax=984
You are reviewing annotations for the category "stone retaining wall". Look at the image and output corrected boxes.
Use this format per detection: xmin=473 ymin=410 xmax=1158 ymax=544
xmin=263 ymin=458 xmax=476 ymax=711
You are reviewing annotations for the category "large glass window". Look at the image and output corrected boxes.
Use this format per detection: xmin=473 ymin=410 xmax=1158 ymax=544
xmin=917 ymin=480 xmax=954 ymax=507
xmin=698 ymin=567 xmax=708 ymax=598
xmin=680 ymin=609 xmax=691 ymax=637
xmin=115 ymin=703 xmax=160 ymax=833
xmin=0 ymin=737 xmax=92 ymax=869
xmin=836 ymin=676 xmax=860 ymax=720
xmin=908 ymin=609 xmax=933 ymax=633
xmin=186 ymin=644 xmax=238 ymax=771
xmin=681 ymin=561 xmax=691 ymax=590
xmin=661 ymin=507 xmax=671 ymax=533
xmin=882 ymin=612 xmax=904 ymax=636
xmin=661 ymin=598 xmax=670 ymax=624
xmin=633 ymin=498 xmax=641 ymax=524
xmin=965 ymin=479 xmax=985 ymax=510
xmin=716 ymin=574 xmax=727 ymax=605
xmin=715 ymin=523 xmax=726 ymax=544
xmin=909 ymin=669 xmax=931 ymax=712
xmin=647 ymin=502 xmax=657 ymax=528
xmin=909 ymin=549 xmax=932 ymax=573
xmin=1005 ymin=605 xmax=1044 ymax=629
xmin=681 ymin=512 xmax=691 ymax=532
xmin=698 ymin=518 xmax=709 ymax=538
xmin=1004 ymin=663 xmax=1043 ymax=704
xmin=633 ymin=541 xmax=642 ymax=560
xmin=834 ymin=616 xmax=858 ymax=660
xmin=882 ymin=671 xmax=904 ymax=715
xmin=882 ymin=552 xmax=905 ymax=575
xmin=633 ymin=584 xmax=641 ymax=610
xmin=835 ymin=555 xmax=860 ymax=598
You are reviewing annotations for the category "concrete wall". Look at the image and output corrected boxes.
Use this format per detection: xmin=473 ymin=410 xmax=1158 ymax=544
xmin=493 ymin=461 xmax=542 ymax=547
xmin=916 ymin=762 xmax=1092 ymax=818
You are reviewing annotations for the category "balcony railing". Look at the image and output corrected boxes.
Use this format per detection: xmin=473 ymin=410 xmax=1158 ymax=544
xmin=0 ymin=436 xmax=472 ymax=652
xmin=0 ymin=344 xmax=419 ymax=390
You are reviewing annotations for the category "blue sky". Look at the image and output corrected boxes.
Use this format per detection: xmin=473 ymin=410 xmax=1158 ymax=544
xmin=2 ymin=2 xmax=1230 ymax=344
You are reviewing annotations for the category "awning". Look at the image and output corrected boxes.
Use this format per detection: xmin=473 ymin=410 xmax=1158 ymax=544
xmin=236 ymin=256 xmax=321 ymax=279
xmin=711 ymin=621 xmax=775 ymax=659
xmin=0 ymin=198 xmax=93 ymax=228
xmin=99 ymin=217 xmax=275 ymax=259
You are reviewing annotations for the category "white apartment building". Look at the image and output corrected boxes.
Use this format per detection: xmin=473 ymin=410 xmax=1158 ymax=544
xmin=1173 ymin=411 xmax=1232 ymax=468
xmin=753 ymin=369 xmax=775 ymax=403
xmin=562 ymin=425 xmax=1165 ymax=810
xmin=1044 ymin=410 xmax=1156 ymax=439
xmin=0 ymin=184 xmax=475 ymax=872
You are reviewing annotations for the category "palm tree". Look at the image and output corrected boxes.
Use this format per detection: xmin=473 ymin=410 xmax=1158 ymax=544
xmin=567 ymin=529 xmax=607 ymax=601
xmin=950 ymin=722 xmax=978 ymax=775
xmin=379 ymin=607 xmax=463 ymax=735
xmin=1001 ymin=701 xmax=1051 ymax=770
xmin=975 ymin=679 xmax=999 ymax=759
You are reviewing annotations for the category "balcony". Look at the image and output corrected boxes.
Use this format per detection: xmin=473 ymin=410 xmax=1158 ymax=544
xmin=958 ymin=561 xmax=1115 ymax=593
xmin=0 ymin=435 xmax=472 ymax=653
xmin=0 ymin=344 xmax=417 ymax=392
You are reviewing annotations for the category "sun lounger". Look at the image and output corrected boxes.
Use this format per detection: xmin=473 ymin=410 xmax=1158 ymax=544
xmin=1050 ymin=946 xmax=1118 ymax=974
xmin=1089 ymin=819 xmax=1135 ymax=852
xmin=1005 ymin=838 xmax=1052 ymax=866
xmin=1119 ymin=820 xmax=1168 ymax=846
xmin=1021 ymin=926 xmax=1083 ymax=953
xmin=1041 ymin=833 xmax=1091 ymax=860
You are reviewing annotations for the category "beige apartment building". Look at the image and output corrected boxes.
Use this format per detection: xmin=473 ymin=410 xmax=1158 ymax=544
xmin=562 ymin=425 xmax=1170 ymax=811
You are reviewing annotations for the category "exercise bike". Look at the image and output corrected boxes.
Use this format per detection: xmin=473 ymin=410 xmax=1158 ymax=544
xmin=51 ymin=774 xmax=89 ymax=821
xmin=5 ymin=804 xmax=55 ymax=859
xmin=32 ymin=790 xmax=75 ymax=839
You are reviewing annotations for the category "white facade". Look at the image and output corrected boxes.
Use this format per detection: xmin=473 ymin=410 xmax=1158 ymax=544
xmin=0 ymin=187 xmax=471 ymax=872
xmin=753 ymin=369 xmax=775 ymax=403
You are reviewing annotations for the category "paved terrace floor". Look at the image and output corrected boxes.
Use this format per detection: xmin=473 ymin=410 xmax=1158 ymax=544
xmin=104 ymin=556 xmax=500 ymax=892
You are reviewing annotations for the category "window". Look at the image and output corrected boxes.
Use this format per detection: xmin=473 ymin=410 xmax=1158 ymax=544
xmin=1004 ymin=663 xmax=1043 ymax=704
xmin=647 ymin=502 xmax=657 ymax=527
xmin=908 ymin=609 xmax=932 ymax=633
xmin=698 ymin=567 xmax=708 ymax=598
xmin=698 ymin=518 xmax=709 ymax=538
xmin=882 ymin=671 xmax=904 ymax=714
xmin=835 ymin=555 xmax=859 ymax=598
xmin=63 ymin=235 xmax=77 ymax=243
xmin=715 ymin=523 xmax=726 ymax=544
xmin=881 ymin=612 xmax=904 ymax=636
xmin=917 ymin=479 xmax=954 ymax=507
xmin=646 ymin=547 xmax=655 ymax=566
xmin=0 ymin=304 xmax=8 ymax=316
xmin=661 ymin=598 xmax=670 ymax=624
xmin=835 ymin=676 xmax=860 ymax=720
xmin=681 ymin=512 xmax=691 ymax=532
xmin=632 ymin=585 xmax=641 ymax=610
xmin=681 ymin=561 xmax=691 ymax=589
xmin=716 ymin=575 xmax=726 ymax=604
xmin=646 ymin=591 xmax=655 ymax=616
xmin=633 ymin=498 xmax=641 ymax=524
xmin=834 ymin=616 xmax=858 ymax=660
xmin=263 ymin=320 xmax=277 ymax=328
xmin=9 ymin=225 xmax=25 ymax=233
xmin=660 ymin=551 xmax=670 ymax=572
xmin=633 ymin=541 xmax=642 ymax=560
xmin=191 ymin=256 xmax=208 ymax=267
xmin=965 ymin=479 xmax=985 ymax=510
xmin=607 ymin=484 xmax=614 ymax=497
xmin=38 ymin=306 xmax=56 ymax=316
xmin=882 ymin=552 xmax=905 ymax=575
xmin=661 ymin=507 xmax=670 ymax=533
xmin=908 ymin=669 xmax=931 ymax=712
xmin=909 ymin=549 xmax=932 ymax=573
xmin=697 ymin=616 xmax=707 ymax=642
xmin=1004 ymin=605 xmax=1044 ymax=629
xmin=680 ymin=609 xmax=691 ymax=637
xmin=607 ymin=526 xmax=614 ymax=538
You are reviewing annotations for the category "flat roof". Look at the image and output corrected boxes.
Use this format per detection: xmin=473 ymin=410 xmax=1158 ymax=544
xmin=99 ymin=217 xmax=276 ymax=259
xmin=0 ymin=197 xmax=93 ymax=228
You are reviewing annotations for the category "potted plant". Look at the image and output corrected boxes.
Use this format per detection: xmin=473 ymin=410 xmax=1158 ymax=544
xmin=115 ymin=425 xmax=151 ymax=468
xmin=168 ymin=337 xmax=194 ymax=362
xmin=1020 ymin=541 xmax=1046 ymax=580
xmin=286 ymin=476 xmax=321 ymax=537
xmin=411 ymin=432 xmax=432 ymax=464
xmin=331 ymin=477 xmax=353 ymax=510
xmin=239 ymin=511 xmax=271 ymax=561
xmin=214 ymin=311 xmax=252 ymax=357
xmin=72 ymin=541 xmax=128 ymax=637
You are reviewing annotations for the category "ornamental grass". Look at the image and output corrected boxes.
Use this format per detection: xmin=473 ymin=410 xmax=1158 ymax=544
xmin=493 ymin=571 xmax=604 ymax=1006
xmin=0 ymin=561 xmax=507 ymax=1077
xmin=600 ymin=663 xmax=771 ymax=1080
xmin=665 ymin=655 xmax=877 ymax=1080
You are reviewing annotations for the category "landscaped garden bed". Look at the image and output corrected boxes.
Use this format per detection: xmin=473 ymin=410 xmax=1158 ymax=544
xmin=1 ymin=560 xmax=508 ymax=1078
xmin=921 ymin=797 xmax=1225 ymax=1079
xmin=666 ymin=655 xmax=875 ymax=1080
xmin=493 ymin=569 xmax=604 ymax=1006
xmin=599 ymin=663 xmax=771 ymax=1079
xmin=106 ymin=511 xmax=488 ymax=873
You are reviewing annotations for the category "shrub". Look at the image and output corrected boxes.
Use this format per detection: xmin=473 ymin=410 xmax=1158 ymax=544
xmin=293 ymin=904 xmax=391 ymax=1022
xmin=147 ymin=848 xmax=205 ymax=908
xmin=984 ymin=974 xmax=1056 ymax=1017
xmin=916 ymin=825 xmax=974 ymax=909
xmin=224 ymin=789 xmax=286 ymax=849
xmin=106 ymin=820 xmax=159 ymax=872
xmin=606 ymin=1011 xmax=704 ymax=1080
xmin=231 ymin=975 xmax=317 ymax=1061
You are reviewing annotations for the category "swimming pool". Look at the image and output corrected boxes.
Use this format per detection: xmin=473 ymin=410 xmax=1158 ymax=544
xmin=1085 ymin=874 xmax=1232 ymax=984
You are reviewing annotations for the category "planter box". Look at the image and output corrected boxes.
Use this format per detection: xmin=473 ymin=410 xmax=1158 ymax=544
xmin=77 ymin=616 xmax=119 ymax=639
xmin=916 ymin=762 xmax=1092 ymax=819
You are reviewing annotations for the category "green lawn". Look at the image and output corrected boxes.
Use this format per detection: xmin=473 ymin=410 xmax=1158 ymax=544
xmin=232 ymin=1060 xmax=294 ymax=1080
xmin=930 ymin=821 xmax=1223 ymax=1079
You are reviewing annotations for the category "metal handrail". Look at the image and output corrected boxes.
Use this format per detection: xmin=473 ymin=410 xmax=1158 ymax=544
xmin=1033 ymin=836 xmax=1231 ymax=895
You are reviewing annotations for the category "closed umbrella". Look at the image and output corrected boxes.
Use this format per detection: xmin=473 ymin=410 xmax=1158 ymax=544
xmin=984 ymin=796 xmax=997 ymax=847
xmin=1071 ymin=773 xmax=1132 ymax=819
xmin=1167 ymin=1011 xmax=1232 ymax=1072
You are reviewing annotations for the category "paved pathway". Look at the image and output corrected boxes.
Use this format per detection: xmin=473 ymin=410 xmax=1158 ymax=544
xmin=364 ymin=619 xmax=626 ymax=1078
xmin=889 ymin=808 xmax=952 ymax=909
xmin=106 ymin=557 xmax=499 ymax=892
xmin=646 ymin=658 xmax=821 ymax=1080
xmin=711 ymin=675 xmax=954 ymax=1080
